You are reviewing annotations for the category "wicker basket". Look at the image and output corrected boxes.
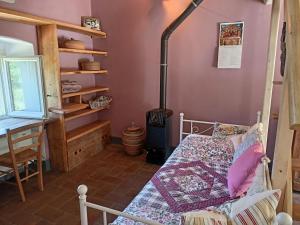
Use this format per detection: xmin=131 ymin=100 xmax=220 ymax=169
xmin=122 ymin=125 xmax=145 ymax=156
xmin=64 ymin=39 xmax=85 ymax=50
xmin=89 ymin=96 xmax=112 ymax=110
xmin=81 ymin=61 xmax=101 ymax=71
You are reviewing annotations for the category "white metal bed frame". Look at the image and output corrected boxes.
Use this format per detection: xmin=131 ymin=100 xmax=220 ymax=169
xmin=179 ymin=111 xmax=262 ymax=143
xmin=77 ymin=112 xmax=293 ymax=225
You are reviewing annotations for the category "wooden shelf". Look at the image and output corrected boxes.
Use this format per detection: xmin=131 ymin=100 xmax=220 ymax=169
xmin=61 ymin=69 xmax=108 ymax=76
xmin=59 ymin=48 xmax=108 ymax=56
xmin=56 ymin=23 xmax=106 ymax=38
xmin=0 ymin=7 xmax=106 ymax=38
xmin=49 ymin=103 xmax=89 ymax=114
xmin=0 ymin=6 xmax=49 ymax=25
xmin=65 ymin=107 xmax=107 ymax=122
xmin=66 ymin=120 xmax=110 ymax=143
xmin=62 ymin=86 xmax=109 ymax=99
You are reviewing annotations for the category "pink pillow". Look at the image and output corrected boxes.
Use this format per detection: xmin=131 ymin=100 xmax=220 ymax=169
xmin=227 ymin=142 xmax=264 ymax=198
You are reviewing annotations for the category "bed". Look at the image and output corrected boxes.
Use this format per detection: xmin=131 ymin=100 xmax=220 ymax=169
xmin=77 ymin=113 xmax=293 ymax=225
xmin=112 ymin=133 xmax=233 ymax=225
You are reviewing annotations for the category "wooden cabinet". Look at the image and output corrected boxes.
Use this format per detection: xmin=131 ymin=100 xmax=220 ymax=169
xmin=67 ymin=121 xmax=110 ymax=170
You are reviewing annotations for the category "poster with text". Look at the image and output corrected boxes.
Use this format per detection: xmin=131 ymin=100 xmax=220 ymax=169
xmin=218 ymin=22 xmax=244 ymax=69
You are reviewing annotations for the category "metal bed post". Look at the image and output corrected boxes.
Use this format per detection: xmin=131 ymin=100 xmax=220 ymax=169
xmin=257 ymin=111 xmax=262 ymax=124
xmin=179 ymin=113 xmax=184 ymax=143
xmin=77 ymin=185 xmax=88 ymax=225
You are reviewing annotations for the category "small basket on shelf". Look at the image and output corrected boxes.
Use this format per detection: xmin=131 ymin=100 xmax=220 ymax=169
xmin=88 ymin=95 xmax=112 ymax=110
xmin=81 ymin=61 xmax=101 ymax=71
xmin=63 ymin=38 xmax=85 ymax=50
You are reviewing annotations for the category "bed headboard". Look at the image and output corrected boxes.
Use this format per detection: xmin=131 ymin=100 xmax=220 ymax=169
xmin=179 ymin=111 xmax=262 ymax=143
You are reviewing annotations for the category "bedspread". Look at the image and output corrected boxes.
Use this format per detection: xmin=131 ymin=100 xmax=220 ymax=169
xmin=112 ymin=134 xmax=234 ymax=225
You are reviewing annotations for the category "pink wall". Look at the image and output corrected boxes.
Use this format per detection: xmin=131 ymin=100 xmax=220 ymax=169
xmin=0 ymin=0 xmax=92 ymax=51
xmin=0 ymin=0 xmax=283 ymax=159
xmin=91 ymin=0 xmax=282 ymax=156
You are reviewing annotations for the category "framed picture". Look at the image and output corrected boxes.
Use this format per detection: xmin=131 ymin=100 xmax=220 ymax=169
xmin=81 ymin=16 xmax=101 ymax=30
xmin=219 ymin=22 xmax=244 ymax=46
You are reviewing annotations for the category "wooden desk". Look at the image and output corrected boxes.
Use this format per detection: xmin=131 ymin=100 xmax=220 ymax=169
xmin=0 ymin=118 xmax=43 ymax=157
xmin=0 ymin=118 xmax=42 ymax=138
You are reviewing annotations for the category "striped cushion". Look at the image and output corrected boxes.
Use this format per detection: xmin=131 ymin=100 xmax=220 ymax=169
xmin=230 ymin=189 xmax=281 ymax=225
xmin=181 ymin=210 xmax=228 ymax=225
xmin=181 ymin=190 xmax=280 ymax=225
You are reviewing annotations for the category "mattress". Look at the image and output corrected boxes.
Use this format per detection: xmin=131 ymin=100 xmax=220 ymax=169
xmin=112 ymin=134 xmax=235 ymax=225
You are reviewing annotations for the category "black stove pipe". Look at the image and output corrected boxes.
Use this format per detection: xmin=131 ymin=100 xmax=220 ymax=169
xmin=160 ymin=0 xmax=204 ymax=110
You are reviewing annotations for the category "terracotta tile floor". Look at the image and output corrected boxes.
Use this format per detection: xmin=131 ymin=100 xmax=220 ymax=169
xmin=0 ymin=144 xmax=160 ymax=225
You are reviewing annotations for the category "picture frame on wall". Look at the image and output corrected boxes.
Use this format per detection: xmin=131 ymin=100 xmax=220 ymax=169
xmin=81 ymin=16 xmax=101 ymax=31
xmin=217 ymin=21 xmax=244 ymax=69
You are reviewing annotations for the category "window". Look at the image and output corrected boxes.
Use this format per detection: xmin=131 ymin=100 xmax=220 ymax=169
xmin=0 ymin=57 xmax=46 ymax=119
xmin=0 ymin=82 xmax=5 ymax=118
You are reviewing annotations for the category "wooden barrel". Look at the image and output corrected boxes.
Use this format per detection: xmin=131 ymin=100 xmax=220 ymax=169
xmin=122 ymin=126 xmax=144 ymax=156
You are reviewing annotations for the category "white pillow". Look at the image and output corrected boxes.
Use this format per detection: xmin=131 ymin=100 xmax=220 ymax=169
xmin=247 ymin=158 xmax=272 ymax=196
xmin=181 ymin=210 xmax=228 ymax=225
xmin=241 ymin=122 xmax=263 ymax=142
xmin=230 ymin=134 xmax=243 ymax=151
xmin=232 ymin=123 xmax=264 ymax=162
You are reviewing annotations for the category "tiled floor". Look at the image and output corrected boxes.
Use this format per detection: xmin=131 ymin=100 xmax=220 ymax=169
xmin=0 ymin=144 xmax=160 ymax=225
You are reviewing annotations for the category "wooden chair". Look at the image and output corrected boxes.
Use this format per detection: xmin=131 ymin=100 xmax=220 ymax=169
xmin=0 ymin=121 xmax=44 ymax=202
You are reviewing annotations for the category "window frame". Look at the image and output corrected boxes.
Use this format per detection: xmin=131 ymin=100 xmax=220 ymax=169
xmin=0 ymin=60 xmax=7 ymax=120
xmin=0 ymin=56 xmax=46 ymax=119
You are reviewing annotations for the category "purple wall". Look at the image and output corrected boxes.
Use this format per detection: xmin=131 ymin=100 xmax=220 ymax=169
xmin=91 ymin=0 xmax=282 ymax=156
xmin=0 ymin=0 xmax=283 ymax=158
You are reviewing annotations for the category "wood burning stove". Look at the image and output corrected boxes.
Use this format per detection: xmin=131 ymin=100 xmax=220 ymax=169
xmin=146 ymin=0 xmax=204 ymax=165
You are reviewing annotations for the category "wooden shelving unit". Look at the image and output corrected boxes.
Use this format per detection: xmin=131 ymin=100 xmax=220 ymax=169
xmin=65 ymin=107 xmax=107 ymax=122
xmin=56 ymin=22 xmax=106 ymax=38
xmin=59 ymin=48 xmax=108 ymax=56
xmin=48 ymin=103 xmax=89 ymax=114
xmin=66 ymin=120 xmax=110 ymax=143
xmin=0 ymin=6 xmax=112 ymax=172
xmin=62 ymin=86 xmax=109 ymax=98
xmin=0 ymin=6 xmax=106 ymax=38
xmin=60 ymin=69 xmax=108 ymax=76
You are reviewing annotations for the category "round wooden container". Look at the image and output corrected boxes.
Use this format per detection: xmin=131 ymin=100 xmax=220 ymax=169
xmin=122 ymin=126 xmax=145 ymax=156
xmin=81 ymin=61 xmax=101 ymax=71
xmin=64 ymin=39 xmax=85 ymax=50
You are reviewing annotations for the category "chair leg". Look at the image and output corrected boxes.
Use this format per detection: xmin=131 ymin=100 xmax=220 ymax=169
xmin=37 ymin=157 xmax=44 ymax=192
xmin=14 ymin=167 xmax=26 ymax=202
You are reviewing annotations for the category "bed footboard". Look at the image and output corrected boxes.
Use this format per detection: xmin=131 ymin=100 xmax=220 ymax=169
xmin=77 ymin=185 xmax=293 ymax=225
xmin=77 ymin=185 xmax=163 ymax=225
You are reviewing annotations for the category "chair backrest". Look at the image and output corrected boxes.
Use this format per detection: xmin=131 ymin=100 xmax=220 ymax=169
xmin=6 ymin=121 xmax=45 ymax=158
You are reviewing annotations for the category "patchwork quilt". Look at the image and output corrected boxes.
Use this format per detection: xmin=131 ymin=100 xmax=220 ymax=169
xmin=112 ymin=134 xmax=235 ymax=225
